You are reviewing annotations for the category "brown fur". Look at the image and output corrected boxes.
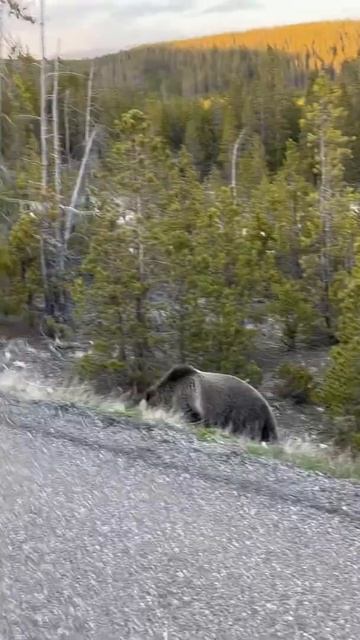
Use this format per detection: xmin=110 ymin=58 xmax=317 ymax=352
xmin=144 ymin=364 xmax=278 ymax=443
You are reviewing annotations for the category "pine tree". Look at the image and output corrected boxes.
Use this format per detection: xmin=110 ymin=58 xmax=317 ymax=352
xmin=271 ymin=140 xmax=313 ymax=280
xmin=74 ymin=110 xmax=172 ymax=389
xmin=266 ymin=140 xmax=320 ymax=347
xmin=184 ymin=101 xmax=219 ymax=179
xmin=235 ymin=134 xmax=267 ymax=204
xmin=322 ymin=242 xmax=360 ymax=446
xmin=300 ymin=72 xmax=354 ymax=335
xmin=7 ymin=211 xmax=42 ymax=318
xmin=157 ymin=164 xmax=265 ymax=381
xmin=147 ymin=146 xmax=207 ymax=364
xmin=242 ymin=50 xmax=299 ymax=171
xmin=188 ymin=184 xmax=264 ymax=380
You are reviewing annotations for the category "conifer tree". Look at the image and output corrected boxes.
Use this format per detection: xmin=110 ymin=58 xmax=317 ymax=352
xmin=74 ymin=110 xmax=172 ymax=389
xmin=322 ymin=242 xmax=360 ymax=443
xmin=300 ymin=72 xmax=354 ymax=335
xmin=184 ymin=101 xmax=218 ymax=179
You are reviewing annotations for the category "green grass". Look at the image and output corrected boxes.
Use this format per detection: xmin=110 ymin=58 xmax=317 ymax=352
xmin=196 ymin=426 xmax=230 ymax=442
xmin=194 ymin=426 xmax=360 ymax=482
xmin=100 ymin=406 xmax=142 ymax=419
xmin=240 ymin=441 xmax=360 ymax=481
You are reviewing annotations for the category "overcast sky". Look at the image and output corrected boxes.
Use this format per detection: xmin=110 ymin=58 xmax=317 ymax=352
xmin=7 ymin=0 xmax=360 ymax=58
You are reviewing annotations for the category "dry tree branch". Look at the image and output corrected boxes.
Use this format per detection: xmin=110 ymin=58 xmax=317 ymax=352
xmin=2 ymin=0 xmax=35 ymax=23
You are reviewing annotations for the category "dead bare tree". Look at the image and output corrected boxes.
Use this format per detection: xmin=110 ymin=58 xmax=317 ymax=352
xmin=85 ymin=62 xmax=94 ymax=145
xmin=64 ymin=88 xmax=71 ymax=166
xmin=0 ymin=0 xmax=34 ymax=22
xmin=39 ymin=0 xmax=47 ymax=195
xmin=52 ymin=43 xmax=61 ymax=204
xmin=0 ymin=2 xmax=4 ymax=158
xmin=51 ymin=41 xmax=66 ymax=281
xmin=38 ymin=0 xmax=50 ymax=315
xmin=64 ymin=125 xmax=98 ymax=248
xmin=230 ymin=128 xmax=248 ymax=204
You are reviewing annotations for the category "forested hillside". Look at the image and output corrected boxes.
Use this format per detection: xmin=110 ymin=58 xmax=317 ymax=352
xmin=1 ymin=15 xmax=360 ymax=450
xmin=169 ymin=20 xmax=360 ymax=69
xmin=84 ymin=20 xmax=360 ymax=93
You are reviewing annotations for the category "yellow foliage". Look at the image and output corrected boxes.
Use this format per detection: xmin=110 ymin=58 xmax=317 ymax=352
xmin=166 ymin=20 xmax=360 ymax=70
xmin=201 ymin=98 xmax=212 ymax=110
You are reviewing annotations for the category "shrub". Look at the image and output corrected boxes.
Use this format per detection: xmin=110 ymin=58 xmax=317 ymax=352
xmin=269 ymin=280 xmax=318 ymax=350
xmin=243 ymin=361 xmax=263 ymax=388
xmin=42 ymin=316 xmax=73 ymax=341
xmin=329 ymin=416 xmax=360 ymax=455
xmin=76 ymin=353 xmax=127 ymax=394
xmin=277 ymin=362 xmax=316 ymax=404
xmin=321 ymin=340 xmax=360 ymax=417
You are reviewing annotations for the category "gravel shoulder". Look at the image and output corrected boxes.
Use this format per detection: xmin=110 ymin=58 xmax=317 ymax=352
xmin=1 ymin=392 xmax=360 ymax=639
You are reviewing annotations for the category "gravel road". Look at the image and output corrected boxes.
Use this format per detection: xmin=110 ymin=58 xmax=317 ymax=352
xmin=0 ymin=392 xmax=359 ymax=640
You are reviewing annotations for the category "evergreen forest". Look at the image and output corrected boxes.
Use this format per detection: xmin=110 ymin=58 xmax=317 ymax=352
xmin=2 ymin=6 xmax=360 ymax=450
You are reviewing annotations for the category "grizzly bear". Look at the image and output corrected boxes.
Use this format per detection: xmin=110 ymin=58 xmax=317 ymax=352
xmin=144 ymin=364 xmax=278 ymax=442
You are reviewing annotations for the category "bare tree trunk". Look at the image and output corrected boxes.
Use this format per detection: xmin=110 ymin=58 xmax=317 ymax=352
xmin=230 ymin=128 xmax=247 ymax=204
xmin=64 ymin=88 xmax=71 ymax=166
xmin=39 ymin=0 xmax=51 ymax=315
xmin=0 ymin=2 xmax=4 ymax=159
xmin=61 ymin=104 xmax=98 ymax=323
xmin=52 ymin=49 xmax=61 ymax=203
xmin=290 ymin=199 xmax=303 ymax=280
xmin=85 ymin=62 xmax=94 ymax=145
xmin=64 ymin=126 xmax=97 ymax=247
xmin=52 ymin=44 xmax=65 ymax=281
xmin=40 ymin=0 xmax=47 ymax=196
xmin=81 ymin=62 xmax=95 ymax=201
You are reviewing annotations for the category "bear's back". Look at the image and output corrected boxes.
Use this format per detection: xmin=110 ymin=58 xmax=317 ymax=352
xmin=199 ymin=371 xmax=260 ymax=398
xmin=196 ymin=370 xmax=275 ymax=436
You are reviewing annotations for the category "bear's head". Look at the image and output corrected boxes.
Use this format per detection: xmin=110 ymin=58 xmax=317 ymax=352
xmin=143 ymin=384 xmax=173 ymax=409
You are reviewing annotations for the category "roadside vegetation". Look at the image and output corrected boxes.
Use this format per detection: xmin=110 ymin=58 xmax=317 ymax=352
xmin=1 ymin=6 xmax=360 ymax=459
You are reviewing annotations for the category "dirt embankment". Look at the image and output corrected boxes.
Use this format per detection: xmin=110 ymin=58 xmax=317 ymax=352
xmin=0 ymin=315 xmax=333 ymax=446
